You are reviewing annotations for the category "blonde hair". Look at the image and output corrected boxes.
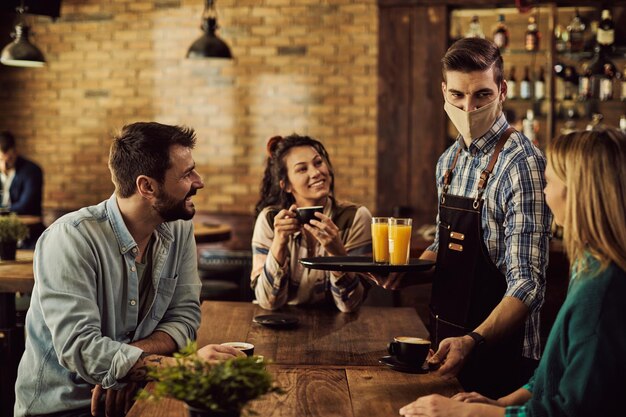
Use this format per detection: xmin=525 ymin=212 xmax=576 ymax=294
xmin=547 ymin=127 xmax=626 ymax=274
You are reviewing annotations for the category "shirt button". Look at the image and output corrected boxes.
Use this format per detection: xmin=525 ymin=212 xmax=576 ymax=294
xmin=132 ymin=248 xmax=138 ymax=254
xmin=130 ymin=299 xmax=137 ymax=306
xmin=131 ymin=266 xmax=136 ymax=272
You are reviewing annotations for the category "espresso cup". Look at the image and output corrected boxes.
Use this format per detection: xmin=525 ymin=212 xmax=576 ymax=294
xmin=220 ymin=342 xmax=255 ymax=357
xmin=295 ymin=206 xmax=323 ymax=225
xmin=387 ymin=336 xmax=430 ymax=366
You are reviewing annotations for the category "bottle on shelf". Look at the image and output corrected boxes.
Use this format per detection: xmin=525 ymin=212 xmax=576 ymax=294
xmin=554 ymin=25 xmax=567 ymax=53
xmin=586 ymin=113 xmax=604 ymax=131
xmin=522 ymin=109 xmax=538 ymax=146
xmin=563 ymin=66 xmax=578 ymax=101
xmin=560 ymin=109 xmax=577 ymax=135
xmin=621 ymin=65 xmax=626 ymax=101
xmin=520 ymin=66 xmax=532 ymax=100
xmin=597 ymin=9 xmax=615 ymax=49
xmin=578 ymin=63 xmax=591 ymax=101
xmin=493 ymin=14 xmax=509 ymax=51
xmin=535 ymin=67 xmax=546 ymax=101
xmin=620 ymin=115 xmax=626 ymax=133
xmin=566 ymin=8 xmax=586 ymax=53
xmin=507 ymin=66 xmax=517 ymax=99
xmin=588 ymin=44 xmax=617 ymax=101
xmin=466 ymin=15 xmax=485 ymax=39
xmin=554 ymin=63 xmax=565 ymax=100
xmin=525 ymin=15 xmax=540 ymax=52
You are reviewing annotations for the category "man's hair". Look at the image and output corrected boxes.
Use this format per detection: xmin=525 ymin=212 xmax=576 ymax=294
xmin=441 ymin=38 xmax=504 ymax=86
xmin=547 ymin=127 xmax=626 ymax=275
xmin=0 ymin=131 xmax=17 ymax=153
xmin=109 ymin=122 xmax=196 ymax=198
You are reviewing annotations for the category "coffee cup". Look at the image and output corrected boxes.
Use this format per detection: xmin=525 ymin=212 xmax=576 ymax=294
xmin=295 ymin=206 xmax=323 ymax=225
xmin=387 ymin=336 xmax=430 ymax=366
xmin=220 ymin=342 xmax=255 ymax=357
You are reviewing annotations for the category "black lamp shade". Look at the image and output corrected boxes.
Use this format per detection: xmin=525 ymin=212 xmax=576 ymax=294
xmin=186 ymin=16 xmax=232 ymax=59
xmin=1 ymin=24 xmax=45 ymax=67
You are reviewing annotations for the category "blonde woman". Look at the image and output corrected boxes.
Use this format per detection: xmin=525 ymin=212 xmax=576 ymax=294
xmin=400 ymin=127 xmax=626 ymax=417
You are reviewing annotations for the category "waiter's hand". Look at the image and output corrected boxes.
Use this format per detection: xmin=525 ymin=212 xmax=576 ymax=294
xmin=428 ymin=335 xmax=475 ymax=379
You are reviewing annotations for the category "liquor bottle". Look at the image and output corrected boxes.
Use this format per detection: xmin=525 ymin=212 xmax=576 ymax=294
xmin=597 ymin=9 xmax=614 ymax=48
xmin=525 ymin=16 xmax=540 ymax=52
xmin=554 ymin=63 xmax=565 ymax=100
xmin=620 ymin=114 xmax=626 ymax=133
xmin=563 ymin=66 xmax=577 ymax=100
xmin=588 ymin=44 xmax=616 ymax=100
xmin=522 ymin=109 xmax=538 ymax=146
xmin=534 ymin=67 xmax=546 ymax=100
xmin=520 ymin=66 xmax=532 ymax=99
xmin=554 ymin=25 xmax=567 ymax=53
xmin=493 ymin=14 xmax=509 ymax=51
xmin=586 ymin=113 xmax=603 ymax=131
xmin=507 ymin=66 xmax=517 ymax=99
xmin=622 ymin=65 xmax=626 ymax=101
xmin=466 ymin=15 xmax=485 ymax=39
xmin=566 ymin=8 xmax=586 ymax=53
xmin=578 ymin=64 xmax=591 ymax=101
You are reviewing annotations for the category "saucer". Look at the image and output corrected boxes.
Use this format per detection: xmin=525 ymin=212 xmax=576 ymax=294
xmin=379 ymin=356 xmax=428 ymax=374
xmin=253 ymin=314 xmax=299 ymax=329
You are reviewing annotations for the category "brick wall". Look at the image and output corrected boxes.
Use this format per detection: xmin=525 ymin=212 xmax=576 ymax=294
xmin=0 ymin=0 xmax=378 ymax=214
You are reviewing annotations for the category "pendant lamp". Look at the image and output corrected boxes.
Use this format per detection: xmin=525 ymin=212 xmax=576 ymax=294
xmin=186 ymin=0 xmax=232 ymax=59
xmin=1 ymin=1 xmax=46 ymax=68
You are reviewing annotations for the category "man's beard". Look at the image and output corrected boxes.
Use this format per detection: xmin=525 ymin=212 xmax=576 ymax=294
xmin=153 ymin=187 xmax=197 ymax=222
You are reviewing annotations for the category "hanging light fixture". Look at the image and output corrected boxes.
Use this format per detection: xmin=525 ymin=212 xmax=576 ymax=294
xmin=1 ymin=0 xmax=46 ymax=68
xmin=186 ymin=0 xmax=232 ymax=59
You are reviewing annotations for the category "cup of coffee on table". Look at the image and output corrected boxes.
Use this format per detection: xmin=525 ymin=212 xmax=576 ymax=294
xmin=220 ymin=342 xmax=255 ymax=357
xmin=387 ymin=337 xmax=430 ymax=366
xmin=295 ymin=206 xmax=323 ymax=225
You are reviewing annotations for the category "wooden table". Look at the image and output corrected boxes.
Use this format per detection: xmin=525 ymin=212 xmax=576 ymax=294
xmin=0 ymin=250 xmax=34 ymax=417
xmin=127 ymin=301 xmax=461 ymax=417
xmin=193 ymin=222 xmax=232 ymax=244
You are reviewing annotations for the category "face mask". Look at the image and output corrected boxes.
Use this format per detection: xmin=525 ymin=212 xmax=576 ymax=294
xmin=444 ymin=96 xmax=502 ymax=142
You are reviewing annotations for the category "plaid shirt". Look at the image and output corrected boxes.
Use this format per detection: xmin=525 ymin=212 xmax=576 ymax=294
xmin=505 ymin=378 xmax=535 ymax=416
xmin=427 ymin=113 xmax=552 ymax=360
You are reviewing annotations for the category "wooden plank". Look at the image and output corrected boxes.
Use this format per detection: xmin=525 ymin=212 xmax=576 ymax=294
xmin=197 ymin=302 xmax=429 ymax=367
xmin=347 ymin=367 xmax=462 ymax=416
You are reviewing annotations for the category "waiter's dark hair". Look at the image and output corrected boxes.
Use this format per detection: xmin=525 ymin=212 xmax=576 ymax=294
xmin=109 ymin=122 xmax=196 ymax=198
xmin=442 ymin=38 xmax=504 ymax=86
xmin=0 ymin=131 xmax=17 ymax=153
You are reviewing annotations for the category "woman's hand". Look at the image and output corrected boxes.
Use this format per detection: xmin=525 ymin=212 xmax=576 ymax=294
xmin=270 ymin=205 xmax=300 ymax=264
xmin=304 ymin=212 xmax=347 ymax=256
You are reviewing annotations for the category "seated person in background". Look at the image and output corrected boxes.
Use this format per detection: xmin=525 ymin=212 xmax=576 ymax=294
xmin=0 ymin=131 xmax=44 ymax=247
xmin=399 ymin=127 xmax=626 ymax=417
xmin=15 ymin=122 xmax=243 ymax=417
xmin=251 ymin=134 xmax=372 ymax=312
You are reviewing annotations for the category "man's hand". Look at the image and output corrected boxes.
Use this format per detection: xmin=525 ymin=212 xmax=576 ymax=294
xmin=91 ymin=383 xmax=140 ymax=417
xmin=428 ymin=335 xmax=475 ymax=379
xmin=197 ymin=344 xmax=245 ymax=362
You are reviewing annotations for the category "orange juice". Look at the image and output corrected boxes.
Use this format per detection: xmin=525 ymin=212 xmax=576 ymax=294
xmin=388 ymin=219 xmax=412 ymax=265
xmin=371 ymin=219 xmax=389 ymax=263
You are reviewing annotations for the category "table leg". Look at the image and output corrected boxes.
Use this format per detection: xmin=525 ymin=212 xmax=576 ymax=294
xmin=0 ymin=293 xmax=23 ymax=417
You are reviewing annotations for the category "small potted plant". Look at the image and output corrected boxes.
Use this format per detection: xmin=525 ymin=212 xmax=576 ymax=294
xmin=0 ymin=214 xmax=28 ymax=260
xmin=140 ymin=341 xmax=283 ymax=417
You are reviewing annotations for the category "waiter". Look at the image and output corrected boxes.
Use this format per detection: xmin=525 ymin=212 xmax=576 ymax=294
xmin=373 ymin=38 xmax=551 ymax=398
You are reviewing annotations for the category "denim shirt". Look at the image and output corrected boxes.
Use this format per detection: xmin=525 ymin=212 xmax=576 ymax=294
xmin=15 ymin=195 xmax=201 ymax=416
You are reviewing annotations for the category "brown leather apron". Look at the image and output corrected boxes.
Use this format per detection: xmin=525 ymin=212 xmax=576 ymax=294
xmin=429 ymin=128 xmax=525 ymax=398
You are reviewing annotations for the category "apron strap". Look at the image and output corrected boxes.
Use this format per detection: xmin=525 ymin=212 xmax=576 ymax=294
xmin=474 ymin=128 xmax=515 ymax=206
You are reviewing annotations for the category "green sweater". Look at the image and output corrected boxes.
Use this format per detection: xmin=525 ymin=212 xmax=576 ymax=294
xmin=507 ymin=258 xmax=626 ymax=416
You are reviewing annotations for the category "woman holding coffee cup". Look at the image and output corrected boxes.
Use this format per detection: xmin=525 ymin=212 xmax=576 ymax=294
xmin=251 ymin=134 xmax=372 ymax=312
xmin=400 ymin=128 xmax=626 ymax=417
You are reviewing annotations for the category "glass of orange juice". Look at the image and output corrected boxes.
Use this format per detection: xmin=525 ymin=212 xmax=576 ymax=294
xmin=371 ymin=217 xmax=390 ymax=264
xmin=388 ymin=218 xmax=412 ymax=265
